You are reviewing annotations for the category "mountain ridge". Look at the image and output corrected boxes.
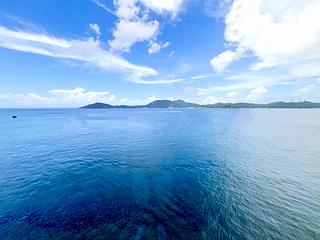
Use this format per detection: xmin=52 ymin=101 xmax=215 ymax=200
xmin=80 ymin=100 xmax=320 ymax=109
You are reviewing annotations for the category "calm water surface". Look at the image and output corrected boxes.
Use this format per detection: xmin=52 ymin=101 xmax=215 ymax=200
xmin=0 ymin=109 xmax=319 ymax=239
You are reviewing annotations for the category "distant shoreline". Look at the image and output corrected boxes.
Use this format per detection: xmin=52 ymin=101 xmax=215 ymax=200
xmin=80 ymin=100 xmax=320 ymax=109
xmin=1 ymin=100 xmax=320 ymax=109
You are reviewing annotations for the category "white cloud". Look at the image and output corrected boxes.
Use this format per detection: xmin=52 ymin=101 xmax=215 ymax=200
xmin=191 ymin=75 xmax=207 ymax=80
xmin=205 ymin=0 xmax=233 ymax=18
xmin=197 ymin=87 xmax=268 ymax=104
xmin=227 ymin=90 xmax=239 ymax=98
xmin=114 ymin=0 xmax=139 ymax=20
xmin=89 ymin=23 xmax=101 ymax=37
xmin=293 ymin=82 xmax=320 ymax=101
xmin=118 ymin=94 xmax=158 ymax=105
xmin=210 ymin=49 xmax=242 ymax=72
xmin=148 ymin=42 xmax=161 ymax=54
xmin=109 ymin=0 xmax=160 ymax=52
xmin=196 ymin=91 xmax=208 ymax=97
xmin=0 ymin=88 xmax=114 ymax=108
xmin=0 ymin=24 xmax=185 ymax=84
xmin=139 ymin=0 xmax=185 ymax=17
xmin=196 ymin=93 xmax=237 ymax=104
xmin=202 ymin=96 xmax=219 ymax=104
xmin=169 ymin=51 xmax=175 ymax=57
xmin=146 ymin=94 xmax=158 ymax=102
xmin=0 ymin=25 xmax=157 ymax=78
xmin=247 ymin=87 xmax=268 ymax=100
xmin=49 ymin=87 xmax=109 ymax=97
xmin=0 ymin=25 xmax=181 ymax=84
xmin=109 ymin=0 xmax=185 ymax=53
xmin=196 ymin=88 xmax=241 ymax=104
xmin=109 ymin=19 xmax=159 ymax=52
xmin=48 ymin=87 xmax=116 ymax=106
xmin=0 ymin=87 xmax=162 ymax=108
xmin=211 ymin=0 xmax=320 ymax=73
xmin=296 ymin=84 xmax=316 ymax=94
xmin=288 ymin=60 xmax=320 ymax=79
xmin=148 ymin=41 xmax=170 ymax=54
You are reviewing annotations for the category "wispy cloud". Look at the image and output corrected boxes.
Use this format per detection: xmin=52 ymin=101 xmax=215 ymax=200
xmin=148 ymin=41 xmax=170 ymax=54
xmin=190 ymin=74 xmax=215 ymax=80
xmin=198 ymin=77 xmax=290 ymax=93
xmin=169 ymin=51 xmax=175 ymax=57
xmin=89 ymin=23 xmax=101 ymax=37
xmin=130 ymin=78 xmax=184 ymax=85
xmin=92 ymin=0 xmax=116 ymax=16
xmin=0 ymin=25 xmax=182 ymax=84
xmin=292 ymin=81 xmax=320 ymax=101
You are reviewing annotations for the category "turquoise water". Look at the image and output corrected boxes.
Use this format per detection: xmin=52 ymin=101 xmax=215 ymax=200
xmin=0 ymin=109 xmax=319 ymax=239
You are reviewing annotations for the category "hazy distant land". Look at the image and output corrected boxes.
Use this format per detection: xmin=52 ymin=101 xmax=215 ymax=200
xmin=81 ymin=100 xmax=320 ymax=109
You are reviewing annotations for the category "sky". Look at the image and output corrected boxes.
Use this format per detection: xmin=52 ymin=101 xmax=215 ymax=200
xmin=0 ymin=0 xmax=320 ymax=107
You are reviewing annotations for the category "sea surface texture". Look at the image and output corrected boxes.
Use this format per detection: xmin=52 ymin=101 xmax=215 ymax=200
xmin=0 ymin=109 xmax=319 ymax=239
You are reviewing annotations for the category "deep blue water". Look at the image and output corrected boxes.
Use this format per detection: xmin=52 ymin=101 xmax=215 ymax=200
xmin=0 ymin=108 xmax=320 ymax=239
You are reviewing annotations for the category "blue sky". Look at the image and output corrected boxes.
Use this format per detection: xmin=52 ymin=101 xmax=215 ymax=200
xmin=0 ymin=0 xmax=320 ymax=107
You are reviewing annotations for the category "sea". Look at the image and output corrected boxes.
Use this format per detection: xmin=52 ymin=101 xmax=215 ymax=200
xmin=0 ymin=108 xmax=319 ymax=239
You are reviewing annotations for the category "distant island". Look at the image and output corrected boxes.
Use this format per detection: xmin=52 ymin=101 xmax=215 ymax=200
xmin=81 ymin=100 xmax=320 ymax=109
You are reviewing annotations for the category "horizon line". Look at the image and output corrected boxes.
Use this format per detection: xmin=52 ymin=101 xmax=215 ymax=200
xmin=2 ymin=99 xmax=319 ymax=109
